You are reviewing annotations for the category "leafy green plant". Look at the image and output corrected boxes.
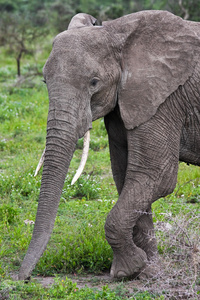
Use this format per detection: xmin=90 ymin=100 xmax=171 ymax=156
xmin=47 ymin=276 xmax=78 ymax=298
xmin=0 ymin=204 xmax=19 ymax=224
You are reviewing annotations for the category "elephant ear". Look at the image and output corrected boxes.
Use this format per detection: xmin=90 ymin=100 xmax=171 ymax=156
xmin=68 ymin=13 xmax=97 ymax=30
xmin=109 ymin=11 xmax=200 ymax=129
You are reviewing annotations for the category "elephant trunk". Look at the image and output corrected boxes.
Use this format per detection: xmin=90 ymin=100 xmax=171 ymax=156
xmin=19 ymin=88 xmax=88 ymax=280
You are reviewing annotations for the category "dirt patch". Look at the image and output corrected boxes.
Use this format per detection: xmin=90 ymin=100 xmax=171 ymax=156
xmin=10 ymin=268 xmax=200 ymax=299
xmin=35 ymin=272 xmax=146 ymax=293
xmin=36 ymin=272 xmax=112 ymax=289
xmin=33 ymin=266 xmax=200 ymax=299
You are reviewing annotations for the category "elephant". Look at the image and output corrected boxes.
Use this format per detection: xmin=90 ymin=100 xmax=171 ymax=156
xmin=18 ymin=10 xmax=200 ymax=280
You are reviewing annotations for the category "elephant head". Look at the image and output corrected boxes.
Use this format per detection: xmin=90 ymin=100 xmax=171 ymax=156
xmin=19 ymin=11 xmax=200 ymax=280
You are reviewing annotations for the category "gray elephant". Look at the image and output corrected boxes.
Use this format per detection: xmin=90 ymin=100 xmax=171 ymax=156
xmin=19 ymin=10 xmax=200 ymax=280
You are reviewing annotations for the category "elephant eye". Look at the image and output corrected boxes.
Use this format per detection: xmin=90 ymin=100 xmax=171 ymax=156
xmin=90 ymin=78 xmax=99 ymax=87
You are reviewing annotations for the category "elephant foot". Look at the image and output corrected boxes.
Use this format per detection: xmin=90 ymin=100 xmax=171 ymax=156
xmin=110 ymin=245 xmax=147 ymax=279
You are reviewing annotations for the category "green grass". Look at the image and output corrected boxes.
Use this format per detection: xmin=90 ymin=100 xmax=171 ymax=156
xmin=0 ymin=46 xmax=199 ymax=299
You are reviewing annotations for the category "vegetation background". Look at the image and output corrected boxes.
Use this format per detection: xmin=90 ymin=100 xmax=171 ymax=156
xmin=0 ymin=0 xmax=200 ymax=299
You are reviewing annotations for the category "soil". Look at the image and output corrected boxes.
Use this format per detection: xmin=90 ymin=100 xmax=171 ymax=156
xmin=10 ymin=269 xmax=200 ymax=299
xmin=33 ymin=271 xmax=200 ymax=299
xmin=35 ymin=272 xmax=146 ymax=297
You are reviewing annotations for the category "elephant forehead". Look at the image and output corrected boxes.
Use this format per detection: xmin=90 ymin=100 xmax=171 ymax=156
xmin=44 ymin=49 xmax=107 ymax=81
xmin=53 ymin=27 xmax=111 ymax=56
xmin=44 ymin=30 xmax=116 ymax=81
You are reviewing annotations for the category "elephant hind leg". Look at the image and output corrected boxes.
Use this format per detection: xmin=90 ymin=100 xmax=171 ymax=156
xmin=132 ymin=208 xmax=157 ymax=261
xmin=132 ymin=209 xmax=161 ymax=279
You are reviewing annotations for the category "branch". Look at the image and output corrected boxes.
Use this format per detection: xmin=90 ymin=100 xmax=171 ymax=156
xmin=174 ymin=178 xmax=200 ymax=197
xmin=178 ymin=0 xmax=189 ymax=20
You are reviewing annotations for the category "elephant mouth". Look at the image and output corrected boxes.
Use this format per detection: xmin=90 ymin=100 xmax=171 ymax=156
xmin=34 ymin=130 xmax=90 ymax=185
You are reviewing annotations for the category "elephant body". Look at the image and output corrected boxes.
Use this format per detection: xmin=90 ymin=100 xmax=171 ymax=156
xmin=19 ymin=10 xmax=200 ymax=280
xmin=105 ymin=64 xmax=200 ymax=276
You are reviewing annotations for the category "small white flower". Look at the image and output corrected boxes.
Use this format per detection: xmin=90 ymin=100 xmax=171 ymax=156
xmin=88 ymin=223 xmax=92 ymax=227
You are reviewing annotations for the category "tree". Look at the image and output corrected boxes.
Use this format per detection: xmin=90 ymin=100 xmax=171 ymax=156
xmin=167 ymin=0 xmax=200 ymax=21
xmin=47 ymin=0 xmax=75 ymax=32
xmin=0 ymin=12 xmax=46 ymax=77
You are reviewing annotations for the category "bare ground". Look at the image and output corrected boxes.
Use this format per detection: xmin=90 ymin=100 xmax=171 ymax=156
xmin=34 ymin=266 xmax=200 ymax=299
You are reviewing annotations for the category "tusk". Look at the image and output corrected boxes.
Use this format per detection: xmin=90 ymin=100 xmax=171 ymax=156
xmin=34 ymin=148 xmax=46 ymax=177
xmin=71 ymin=130 xmax=90 ymax=185
xmin=34 ymin=131 xmax=90 ymax=182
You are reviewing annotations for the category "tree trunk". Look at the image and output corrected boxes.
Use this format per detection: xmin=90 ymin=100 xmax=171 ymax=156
xmin=17 ymin=50 xmax=23 ymax=77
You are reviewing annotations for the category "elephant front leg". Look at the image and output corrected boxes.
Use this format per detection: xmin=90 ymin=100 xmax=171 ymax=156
xmin=105 ymin=176 xmax=154 ymax=278
xmin=104 ymin=105 xmax=128 ymax=195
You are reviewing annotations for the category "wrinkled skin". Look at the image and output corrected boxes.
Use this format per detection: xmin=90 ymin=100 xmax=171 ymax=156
xmin=19 ymin=11 xmax=200 ymax=280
